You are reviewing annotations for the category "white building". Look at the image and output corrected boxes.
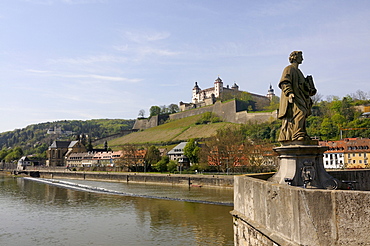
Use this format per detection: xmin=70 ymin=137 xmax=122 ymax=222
xmin=167 ymin=142 xmax=190 ymax=169
xmin=322 ymin=152 xmax=345 ymax=169
xmin=192 ymin=77 xmax=239 ymax=104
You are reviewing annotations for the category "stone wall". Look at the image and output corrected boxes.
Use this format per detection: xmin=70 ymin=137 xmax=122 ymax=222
xmin=132 ymin=115 xmax=169 ymax=130
xmin=328 ymin=169 xmax=370 ymax=190
xmin=170 ymin=100 xmax=277 ymax=124
xmin=38 ymin=171 xmax=234 ymax=188
xmin=232 ymin=175 xmax=370 ymax=245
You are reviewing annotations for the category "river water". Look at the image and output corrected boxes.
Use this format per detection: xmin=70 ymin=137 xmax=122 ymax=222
xmin=0 ymin=175 xmax=234 ymax=246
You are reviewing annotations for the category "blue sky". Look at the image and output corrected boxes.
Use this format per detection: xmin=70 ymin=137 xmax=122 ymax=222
xmin=1 ymin=0 xmax=370 ymax=133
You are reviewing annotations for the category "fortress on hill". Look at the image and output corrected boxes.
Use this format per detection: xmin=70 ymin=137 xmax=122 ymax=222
xmin=133 ymin=77 xmax=277 ymax=130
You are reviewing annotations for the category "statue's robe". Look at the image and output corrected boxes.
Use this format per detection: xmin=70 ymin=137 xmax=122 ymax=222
xmin=278 ymin=65 xmax=315 ymax=142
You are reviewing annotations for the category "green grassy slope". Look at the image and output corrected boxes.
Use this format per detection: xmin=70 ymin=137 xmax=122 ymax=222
xmin=108 ymin=114 xmax=236 ymax=148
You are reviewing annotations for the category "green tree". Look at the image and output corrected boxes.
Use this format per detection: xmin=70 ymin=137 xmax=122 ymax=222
xmin=145 ymin=145 xmax=161 ymax=166
xmin=307 ymin=116 xmax=322 ymax=138
xmin=320 ymin=117 xmax=338 ymax=140
xmin=184 ymin=139 xmax=200 ymax=165
xmin=264 ymin=96 xmax=280 ymax=111
xmin=168 ymin=104 xmax=179 ymax=114
xmin=149 ymin=106 xmax=161 ymax=117
xmin=155 ymin=156 xmax=169 ymax=172
xmin=167 ymin=160 xmax=178 ymax=173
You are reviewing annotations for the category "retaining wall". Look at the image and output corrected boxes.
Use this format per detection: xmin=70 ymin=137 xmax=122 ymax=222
xmin=38 ymin=171 xmax=234 ymax=188
xmin=232 ymin=175 xmax=370 ymax=245
xmin=171 ymin=100 xmax=277 ymax=124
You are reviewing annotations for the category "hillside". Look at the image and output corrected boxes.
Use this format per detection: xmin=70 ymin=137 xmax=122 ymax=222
xmin=108 ymin=114 xmax=236 ymax=148
xmin=0 ymin=119 xmax=135 ymax=155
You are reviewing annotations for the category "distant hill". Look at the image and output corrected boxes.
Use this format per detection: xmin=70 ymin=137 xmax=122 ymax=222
xmin=108 ymin=114 xmax=236 ymax=148
xmin=0 ymin=119 xmax=135 ymax=155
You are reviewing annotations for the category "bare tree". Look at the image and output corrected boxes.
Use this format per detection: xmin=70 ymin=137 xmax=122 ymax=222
xmin=311 ymin=93 xmax=323 ymax=105
xmin=138 ymin=109 xmax=145 ymax=118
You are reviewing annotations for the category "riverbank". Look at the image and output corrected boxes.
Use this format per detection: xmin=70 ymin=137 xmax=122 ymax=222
xmin=3 ymin=170 xmax=236 ymax=188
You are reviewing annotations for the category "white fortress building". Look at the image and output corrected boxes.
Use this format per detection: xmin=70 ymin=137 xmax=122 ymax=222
xmin=192 ymin=77 xmax=241 ymax=104
xmin=179 ymin=76 xmax=275 ymax=112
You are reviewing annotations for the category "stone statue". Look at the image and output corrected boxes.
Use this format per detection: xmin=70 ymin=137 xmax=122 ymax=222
xmin=278 ymin=51 xmax=317 ymax=142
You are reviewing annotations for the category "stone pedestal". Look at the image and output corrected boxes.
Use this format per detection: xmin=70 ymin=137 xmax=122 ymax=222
xmin=269 ymin=140 xmax=338 ymax=189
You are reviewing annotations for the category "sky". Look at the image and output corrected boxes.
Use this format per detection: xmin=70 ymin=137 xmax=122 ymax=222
xmin=1 ymin=0 xmax=370 ymax=133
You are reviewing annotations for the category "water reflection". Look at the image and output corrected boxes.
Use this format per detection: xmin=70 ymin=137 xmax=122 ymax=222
xmin=0 ymin=176 xmax=233 ymax=246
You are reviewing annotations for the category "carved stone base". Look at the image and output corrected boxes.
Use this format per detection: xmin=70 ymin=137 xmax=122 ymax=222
xmin=269 ymin=141 xmax=338 ymax=189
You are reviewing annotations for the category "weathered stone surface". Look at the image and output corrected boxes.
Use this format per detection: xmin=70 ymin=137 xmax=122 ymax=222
xmin=233 ymin=175 xmax=370 ymax=245
xmin=269 ymin=144 xmax=337 ymax=189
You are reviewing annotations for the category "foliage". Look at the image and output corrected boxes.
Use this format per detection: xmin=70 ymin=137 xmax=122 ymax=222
xmin=305 ymin=91 xmax=370 ymax=140
xmin=200 ymin=125 xmax=277 ymax=173
xmin=145 ymin=145 xmax=161 ymax=165
xmin=264 ymin=95 xmax=280 ymax=111
xmin=149 ymin=106 xmax=161 ymax=117
xmin=0 ymin=119 xmax=135 ymax=158
xmin=167 ymin=160 xmax=178 ymax=173
xmin=149 ymin=104 xmax=179 ymax=118
xmin=195 ymin=112 xmax=221 ymax=125
xmin=0 ymin=147 xmax=24 ymax=163
xmin=240 ymin=121 xmax=281 ymax=142
xmin=155 ymin=156 xmax=169 ymax=172
xmin=183 ymin=138 xmax=200 ymax=164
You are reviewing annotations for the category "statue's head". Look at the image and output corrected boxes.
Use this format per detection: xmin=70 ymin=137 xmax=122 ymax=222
xmin=289 ymin=51 xmax=303 ymax=63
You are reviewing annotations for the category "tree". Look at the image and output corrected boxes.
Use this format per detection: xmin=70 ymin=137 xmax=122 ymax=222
xmin=184 ymin=139 xmax=200 ymax=165
xmin=167 ymin=160 xmax=177 ymax=173
xmin=145 ymin=145 xmax=161 ymax=168
xmin=264 ymin=96 xmax=280 ymax=111
xmin=138 ymin=109 xmax=145 ymax=118
xmin=120 ymin=144 xmax=140 ymax=171
xmin=168 ymin=104 xmax=179 ymax=114
xmin=311 ymin=93 xmax=323 ymax=105
xmin=200 ymin=126 xmax=246 ymax=173
xmin=149 ymin=106 xmax=161 ymax=117
xmin=160 ymin=105 xmax=168 ymax=114
xmin=155 ymin=156 xmax=169 ymax=172
xmin=320 ymin=117 xmax=338 ymax=140
xmin=86 ymin=138 xmax=93 ymax=151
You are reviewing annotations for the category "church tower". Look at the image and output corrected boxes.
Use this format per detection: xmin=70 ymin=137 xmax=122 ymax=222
xmin=267 ymin=84 xmax=275 ymax=100
xmin=214 ymin=77 xmax=223 ymax=98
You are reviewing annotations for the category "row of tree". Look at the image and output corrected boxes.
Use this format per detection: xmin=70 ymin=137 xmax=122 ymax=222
xmin=138 ymin=104 xmax=180 ymax=118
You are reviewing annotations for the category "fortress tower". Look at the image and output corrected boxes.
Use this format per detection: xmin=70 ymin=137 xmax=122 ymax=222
xmin=266 ymin=84 xmax=275 ymax=100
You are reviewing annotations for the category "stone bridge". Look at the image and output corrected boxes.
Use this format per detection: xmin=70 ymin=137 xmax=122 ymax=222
xmin=232 ymin=170 xmax=370 ymax=245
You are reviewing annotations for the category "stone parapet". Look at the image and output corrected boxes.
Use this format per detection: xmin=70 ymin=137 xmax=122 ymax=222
xmin=232 ymin=175 xmax=370 ymax=245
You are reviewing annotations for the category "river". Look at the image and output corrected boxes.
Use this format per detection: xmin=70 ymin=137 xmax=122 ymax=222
xmin=0 ymin=175 xmax=234 ymax=246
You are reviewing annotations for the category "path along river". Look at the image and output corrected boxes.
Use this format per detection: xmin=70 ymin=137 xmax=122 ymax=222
xmin=0 ymin=175 xmax=234 ymax=246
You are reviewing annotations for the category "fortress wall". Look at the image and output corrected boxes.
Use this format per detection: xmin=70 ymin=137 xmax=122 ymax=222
xmin=171 ymin=99 xmax=277 ymax=124
xmin=212 ymin=100 xmax=237 ymax=122
xmin=134 ymin=100 xmax=277 ymax=130
xmin=232 ymin=175 xmax=370 ymax=245
xmin=132 ymin=116 xmax=158 ymax=130
xmin=133 ymin=115 xmax=170 ymax=130
xmin=170 ymin=105 xmax=215 ymax=121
